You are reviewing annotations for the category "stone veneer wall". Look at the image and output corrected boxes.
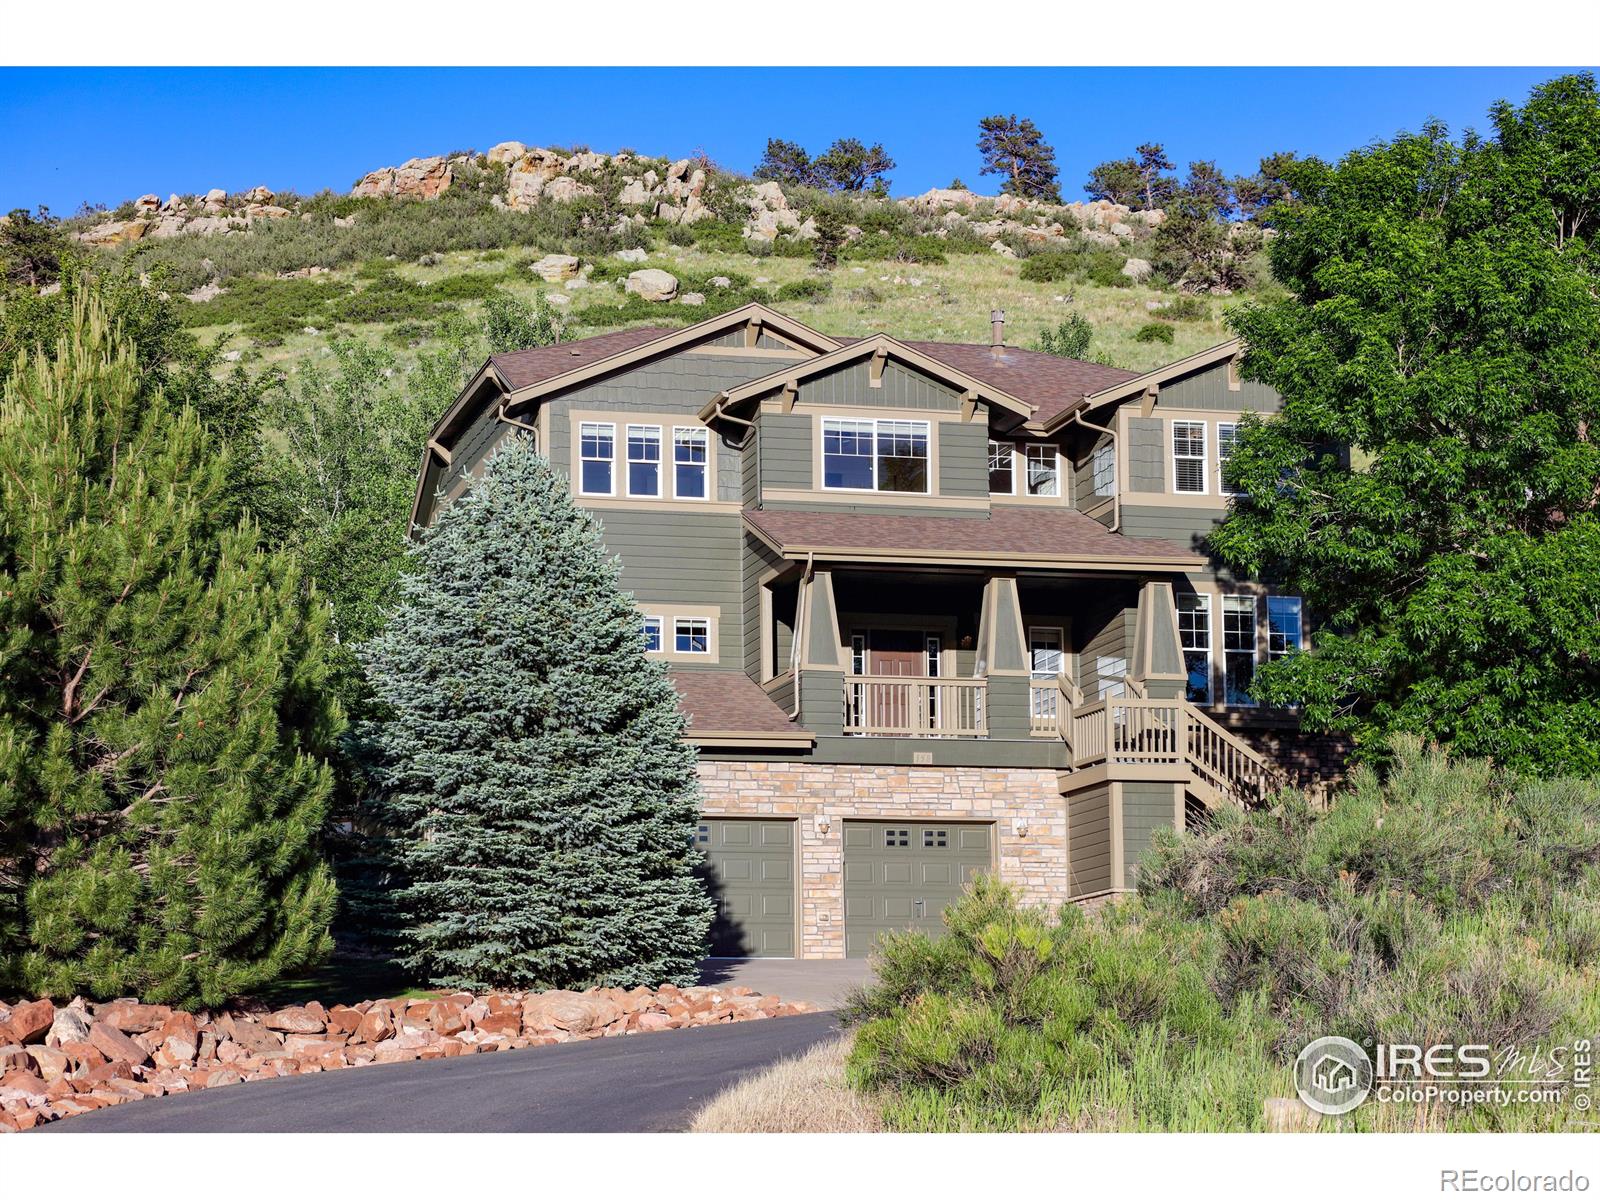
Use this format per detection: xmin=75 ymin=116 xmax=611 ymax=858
xmin=697 ymin=761 xmax=1068 ymax=959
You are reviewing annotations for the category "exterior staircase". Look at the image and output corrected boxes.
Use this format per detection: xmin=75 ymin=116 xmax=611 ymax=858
xmin=1057 ymin=676 xmax=1280 ymax=809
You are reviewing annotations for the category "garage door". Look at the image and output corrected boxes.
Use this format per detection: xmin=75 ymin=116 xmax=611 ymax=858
xmin=696 ymin=819 xmax=796 ymax=958
xmin=843 ymin=821 xmax=993 ymax=957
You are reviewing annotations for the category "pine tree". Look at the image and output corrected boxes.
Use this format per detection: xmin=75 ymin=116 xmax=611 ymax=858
xmin=358 ymin=436 xmax=713 ymax=991
xmin=977 ymin=114 xmax=1062 ymax=203
xmin=0 ymin=290 xmax=341 ymax=1006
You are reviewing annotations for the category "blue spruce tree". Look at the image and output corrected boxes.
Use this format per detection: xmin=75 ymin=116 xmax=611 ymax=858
xmin=358 ymin=436 xmax=713 ymax=990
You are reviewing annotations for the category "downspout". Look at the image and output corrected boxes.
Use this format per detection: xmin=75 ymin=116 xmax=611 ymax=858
xmin=1071 ymin=408 xmax=1120 ymax=533
xmin=496 ymin=400 xmax=540 ymax=441
xmin=789 ymin=553 xmax=815 ymax=718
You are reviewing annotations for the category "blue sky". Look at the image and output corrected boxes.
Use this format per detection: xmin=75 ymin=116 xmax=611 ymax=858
xmin=0 ymin=67 xmax=1583 ymax=213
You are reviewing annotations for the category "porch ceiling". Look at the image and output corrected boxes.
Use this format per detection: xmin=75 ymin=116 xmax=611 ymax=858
xmin=742 ymin=506 xmax=1205 ymax=572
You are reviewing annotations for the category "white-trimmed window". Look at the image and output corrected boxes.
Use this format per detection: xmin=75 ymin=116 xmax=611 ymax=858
xmin=822 ymin=417 xmax=929 ymax=493
xmin=1267 ymin=596 xmax=1303 ymax=661
xmin=626 ymin=424 xmax=662 ymax=497
xmin=1092 ymin=442 xmax=1116 ymax=497
xmin=1217 ymin=421 xmax=1241 ymax=496
xmin=673 ymin=426 xmax=708 ymax=499
xmin=578 ymin=421 xmax=615 ymax=495
xmin=988 ymin=440 xmax=1014 ymax=495
xmin=1222 ymin=596 xmax=1257 ymax=706
xmin=674 ymin=617 xmax=710 ymax=655
xmin=1173 ymin=420 xmax=1207 ymax=494
xmin=642 ymin=616 xmax=663 ymax=653
xmin=1029 ymin=626 xmax=1063 ymax=679
xmin=1177 ymin=594 xmax=1212 ymax=704
xmin=1024 ymin=444 xmax=1059 ymax=497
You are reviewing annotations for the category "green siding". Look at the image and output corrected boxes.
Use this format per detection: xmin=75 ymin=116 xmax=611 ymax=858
xmin=1077 ymin=595 xmax=1135 ymax=695
xmin=1158 ymin=360 xmax=1282 ymax=414
xmin=810 ymin=734 xmax=1064 ymax=768
xmin=795 ymin=359 xmax=961 ymax=411
xmin=1119 ymin=504 xmax=1227 ymax=559
xmin=1067 ymin=782 xmax=1113 ymax=896
xmin=939 ymin=421 xmax=989 ymax=498
xmin=1127 ymin=417 xmax=1165 ymax=493
xmin=741 ymin=534 xmax=789 ymax=679
xmin=758 ymin=413 xmax=812 ymax=491
xmin=1122 ymin=782 xmax=1178 ymax=884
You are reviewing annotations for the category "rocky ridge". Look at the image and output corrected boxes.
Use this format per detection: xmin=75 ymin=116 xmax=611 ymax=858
xmin=0 ymin=984 xmax=816 ymax=1132
xmin=77 ymin=143 xmax=1166 ymax=261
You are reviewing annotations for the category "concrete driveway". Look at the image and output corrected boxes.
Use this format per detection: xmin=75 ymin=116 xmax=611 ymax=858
xmin=696 ymin=957 xmax=874 ymax=1009
xmin=46 ymin=1011 xmax=843 ymax=1134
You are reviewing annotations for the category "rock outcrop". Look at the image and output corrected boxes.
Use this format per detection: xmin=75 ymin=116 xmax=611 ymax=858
xmin=0 ymin=985 xmax=815 ymax=1133
xmin=352 ymin=156 xmax=453 ymax=201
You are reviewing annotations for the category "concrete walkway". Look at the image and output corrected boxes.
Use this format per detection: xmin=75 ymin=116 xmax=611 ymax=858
xmin=696 ymin=958 xmax=874 ymax=1010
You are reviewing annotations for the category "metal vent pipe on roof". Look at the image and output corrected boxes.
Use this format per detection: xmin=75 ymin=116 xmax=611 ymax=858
xmin=990 ymin=308 xmax=1006 ymax=351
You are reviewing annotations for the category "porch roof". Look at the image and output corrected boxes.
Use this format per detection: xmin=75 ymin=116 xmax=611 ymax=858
xmin=670 ymin=670 xmax=815 ymax=748
xmin=742 ymin=506 xmax=1205 ymax=571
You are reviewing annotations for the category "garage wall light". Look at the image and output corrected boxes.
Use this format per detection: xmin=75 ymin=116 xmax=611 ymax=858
xmin=816 ymin=815 xmax=832 ymax=835
xmin=1014 ymin=818 xmax=1030 ymax=838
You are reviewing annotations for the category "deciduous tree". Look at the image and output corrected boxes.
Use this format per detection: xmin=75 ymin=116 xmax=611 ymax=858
xmin=1213 ymin=73 xmax=1600 ymax=774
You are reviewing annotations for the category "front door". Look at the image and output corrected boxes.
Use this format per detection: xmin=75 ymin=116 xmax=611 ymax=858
xmin=864 ymin=629 xmax=934 ymax=731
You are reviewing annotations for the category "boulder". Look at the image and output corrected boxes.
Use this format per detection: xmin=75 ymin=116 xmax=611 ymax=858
xmin=202 ymin=187 xmax=228 ymax=212
xmin=87 ymin=1022 xmax=149 ymax=1065
xmin=77 ymin=219 xmax=148 ymax=247
xmin=216 ymin=1015 xmax=286 ymax=1059
xmin=26 ymin=1045 xmax=69 ymax=1082
xmin=1121 ymin=257 xmax=1153 ymax=282
xmin=544 ymin=176 xmax=596 ymax=203
xmin=486 ymin=140 xmax=527 ymax=165
xmin=134 ymin=193 xmax=161 ymax=213
xmin=990 ymin=239 xmax=1017 ymax=259
xmin=504 ymin=148 xmax=568 ymax=208
xmin=392 ymin=156 xmax=453 ymax=200
xmin=617 ymin=179 xmax=653 ymax=207
xmin=46 ymin=1008 xmax=92 ymax=1048
xmin=0 ymin=999 xmax=53 ymax=1045
xmin=679 ymin=292 xmax=706 ymax=306
xmin=903 ymin=186 xmax=980 ymax=214
xmin=263 ymin=1006 xmax=325 ymax=1035
xmin=531 ymin=254 xmax=581 ymax=282
xmin=152 ymin=1012 xmax=199 ymax=1068
xmin=624 ymin=269 xmax=678 ymax=302
xmin=353 ymin=1007 xmax=393 ymax=1044
xmin=614 ymin=246 xmax=648 ymax=263
xmin=326 ymin=1006 xmax=363 ymax=1037
xmin=242 ymin=185 xmax=273 ymax=203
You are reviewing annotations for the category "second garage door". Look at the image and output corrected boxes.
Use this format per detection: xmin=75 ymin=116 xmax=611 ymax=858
xmin=843 ymin=821 xmax=993 ymax=957
xmin=696 ymin=818 xmax=796 ymax=958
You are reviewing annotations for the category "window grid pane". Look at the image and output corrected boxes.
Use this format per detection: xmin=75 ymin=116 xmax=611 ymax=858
xmin=626 ymin=424 xmax=661 ymax=497
xmin=642 ymin=617 xmax=662 ymax=653
xmin=1024 ymin=444 xmax=1059 ymax=496
xmin=822 ymin=418 xmax=877 ymax=490
xmin=1222 ymin=596 xmax=1256 ymax=705
xmin=988 ymin=440 xmax=1014 ymax=495
xmin=1217 ymin=421 xmax=1240 ymax=496
xmin=579 ymin=422 xmax=614 ymax=494
xmin=674 ymin=617 xmax=710 ymax=655
xmin=875 ymin=419 xmax=929 ymax=494
xmin=1178 ymin=595 xmax=1211 ymax=704
xmin=1267 ymin=596 xmax=1303 ymax=658
xmin=1173 ymin=421 xmax=1207 ymax=494
xmin=673 ymin=426 xmax=708 ymax=499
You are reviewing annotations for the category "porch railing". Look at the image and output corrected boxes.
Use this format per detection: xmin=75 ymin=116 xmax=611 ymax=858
xmin=842 ymin=675 xmax=987 ymax=738
xmin=1029 ymin=680 xmax=1061 ymax=736
xmin=1062 ymin=687 xmax=1276 ymax=807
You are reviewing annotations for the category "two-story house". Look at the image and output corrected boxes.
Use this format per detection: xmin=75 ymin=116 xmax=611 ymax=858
xmin=412 ymin=302 xmax=1342 ymax=960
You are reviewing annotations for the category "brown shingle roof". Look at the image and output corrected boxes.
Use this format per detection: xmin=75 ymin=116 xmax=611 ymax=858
xmin=670 ymin=670 xmax=813 ymax=741
xmin=839 ymin=338 xmax=1138 ymax=424
xmin=743 ymin=505 xmax=1199 ymax=566
xmin=489 ymin=327 xmax=675 ymax=392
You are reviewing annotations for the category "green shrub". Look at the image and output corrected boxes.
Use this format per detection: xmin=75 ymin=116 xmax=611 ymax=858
xmin=840 ymin=233 xmax=948 ymax=265
xmin=1134 ymin=322 xmax=1175 ymax=344
xmin=846 ymin=742 xmax=1600 ymax=1131
xmin=1155 ymin=294 xmax=1210 ymax=322
xmin=776 ymin=276 xmax=832 ymax=303
xmin=1035 ymin=313 xmax=1093 ymax=358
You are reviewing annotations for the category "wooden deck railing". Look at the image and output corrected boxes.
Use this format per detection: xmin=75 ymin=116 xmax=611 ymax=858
xmin=1062 ymin=685 xmax=1276 ymax=807
xmin=1029 ymin=680 xmax=1061 ymax=736
xmin=842 ymin=675 xmax=987 ymax=738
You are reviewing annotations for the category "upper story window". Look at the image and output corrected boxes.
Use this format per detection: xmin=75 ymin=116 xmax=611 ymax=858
xmin=1267 ymin=596 xmax=1303 ymax=660
xmin=988 ymin=440 xmax=1014 ymax=495
xmin=626 ymin=424 xmax=662 ymax=497
xmin=1024 ymin=444 xmax=1060 ymax=497
xmin=579 ymin=422 xmax=615 ymax=496
xmin=674 ymin=617 xmax=710 ymax=655
xmin=1217 ymin=421 xmax=1241 ymax=496
xmin=1092 ymin=442 xmax=1116 ymax=497
xmin=1173 ymin=421 xmax=1207 ymax=494
xmin=1177 ymin=594 xmax=1212 ymax=704
xmin=1029 ymin=627 xmax=1063 ymax=678
xmin=822 ymin=418 xmax=930 ymax=493
xmin=673 ymin=427 xmax=709 ymax=499
xmin=642 ymin=616 xmax=663 ymax=653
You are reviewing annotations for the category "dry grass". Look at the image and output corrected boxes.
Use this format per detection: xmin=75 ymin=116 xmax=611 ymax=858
xmin=689 ymin=1035 xmax=883 ymax=1133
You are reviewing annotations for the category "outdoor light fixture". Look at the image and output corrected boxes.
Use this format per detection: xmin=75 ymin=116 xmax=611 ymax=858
xmin=1014 ymin=818 xmax=1030 ymax=838
xmin=816 ymin=814 xmax=833 ymax=835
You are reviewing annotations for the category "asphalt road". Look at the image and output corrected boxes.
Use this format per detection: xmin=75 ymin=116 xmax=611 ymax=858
xmin=45 ymin=1011 xmax=842 ymax=1134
